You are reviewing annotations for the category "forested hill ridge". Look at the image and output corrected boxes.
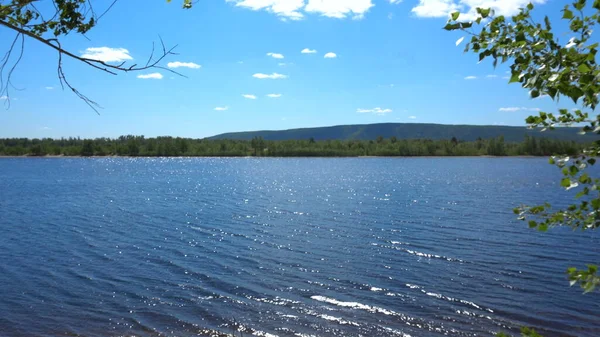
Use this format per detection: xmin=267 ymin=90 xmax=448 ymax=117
xmin=208 ymin=123 xmax=591 ymax=142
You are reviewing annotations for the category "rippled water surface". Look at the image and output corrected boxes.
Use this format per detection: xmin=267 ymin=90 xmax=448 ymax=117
xmin=1 ymin=157 xmax=599 ymax=337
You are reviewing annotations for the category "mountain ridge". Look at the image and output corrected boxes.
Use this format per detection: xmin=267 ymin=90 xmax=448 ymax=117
xmin=208 ymin=122 xmax=590 ymax=142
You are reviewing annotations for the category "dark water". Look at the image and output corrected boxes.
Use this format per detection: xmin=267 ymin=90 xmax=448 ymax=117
xmin=0 ymin=158 xmax=599 ymax=337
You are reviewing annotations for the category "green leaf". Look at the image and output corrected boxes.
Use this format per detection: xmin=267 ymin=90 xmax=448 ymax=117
xmin=443 ymin=23 xmax=461 ymax=31
xmin=509 ymin=72 xmax=520 ymax=83
xmin=570 ymin=165 xmax=579 ymax=176
xmin=563 ymin=8 xmax=574 ymax=20
xmin=451 ymin=11 xmax=460 ymax=21
xmin=578 ymin=63 xmax=591 ymax=73
xmin=561 ymin=177 xmax=572 ymax=188
xmin=478 ymin=8 xmax=491 ymax=18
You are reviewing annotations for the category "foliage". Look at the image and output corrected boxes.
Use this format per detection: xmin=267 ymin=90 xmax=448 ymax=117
xmin=446 ymin=0 xmax=600 ymax=335
xmin=0 ymin=1 xmax=192 ymax=37
xmin=0 ymin=0 xmax=192 ymax=109
xmin=0 ymin=135 xmax=589 ymax=158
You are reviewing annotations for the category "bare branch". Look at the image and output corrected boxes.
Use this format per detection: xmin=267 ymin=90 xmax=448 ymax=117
xmin=0 ymin=20 xmax=181 ymax=75
xmin=0 ymin=0 xmax=186 ymax=111
xmin=97 ymin=0 xmax=119 ymax=22
xmin=0 ymin=32 xmax=22 ymax=108
xmin=55 ymin=40 xmax=101 ymax=115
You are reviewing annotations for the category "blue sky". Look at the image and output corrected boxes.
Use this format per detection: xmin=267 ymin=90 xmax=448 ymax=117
xmin=0 ymin=0 xmax=573 ymax=138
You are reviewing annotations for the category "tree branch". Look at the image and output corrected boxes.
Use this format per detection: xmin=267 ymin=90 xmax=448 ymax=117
xmin=0 ymin=19 xmax=182 ymax=76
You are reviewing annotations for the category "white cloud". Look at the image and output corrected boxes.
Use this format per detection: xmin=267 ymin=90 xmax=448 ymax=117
xmin=45 ymin=86 xmax=54 ymax=90
xmin=228 ymin=0 xmax=305 ymax=19
xmin=267 ymin=52 xmax=284 ymax=59
xmin=215 ymin=106 xmax=229 ymax=111
xmin=357 ymin=107 xmax=393 ymax=116
xmin=408 ymin=115 xmax=417 ymax=119
xmin=486 ymin=74 xmax=498 ymax=78
xmin=81 ymin=47 xmax=132 ymax=63
xmin=305 ymin=0 xmax=374 ymax=18
xmin=167 ymin=61 xmax=201 ymax=69
xmin=278 ymin=62 xmax=287 ymax=66
xmin=227 ymin=0 xmax=374 ymax=19
xmin=389 ymin=0 xmax=402 ymax=3
xmin=301 ymin=48 xmax=317 ymax=54
xmin=464 ymin=76 xmax=477 ymax=80
xmin=412 ymin=0 xmax=459 ymax=17
xmin=253 ymin=73 xmax=288 ymax=79
xmin=0 ymin=96 xmax=7 ymax=100
xmin=411 ymin=0 xmax=546 ymax=19
xmin=324 ymin=52 xmax=337 ymax=58
xmin=499 ymin=107 xmax=541 ymax=112
xmin=242 ymin=94 xmax=257 ymax=99
xmin=137 ymin=73 xmax=163 ymax=79
xmin=267 ymin=94 xmax=282 ymax=98
xmin=41 ymin=126 xmax=51 ymax=130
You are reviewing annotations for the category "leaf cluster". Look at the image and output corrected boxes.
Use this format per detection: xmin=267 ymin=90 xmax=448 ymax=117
xmin=446 ymin=0 xmax=600 ymax=315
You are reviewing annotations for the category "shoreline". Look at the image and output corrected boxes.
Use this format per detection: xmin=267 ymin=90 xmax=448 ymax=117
xmin=0 ymin=155 xmax=544 ymax=159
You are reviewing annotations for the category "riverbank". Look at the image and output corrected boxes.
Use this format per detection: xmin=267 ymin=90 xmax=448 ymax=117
xmin=0 ymin=154 xmax=544 ymax=159
xmin=0 ymin=135 xmax=584 ymax=157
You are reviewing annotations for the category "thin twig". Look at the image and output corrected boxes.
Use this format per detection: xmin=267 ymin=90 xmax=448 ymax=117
xmin=0 ymin=20 xmax=182 ymax=76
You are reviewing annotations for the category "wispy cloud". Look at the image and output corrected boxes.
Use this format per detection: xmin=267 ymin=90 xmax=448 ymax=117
xmin=324 ymin=52 xmax=337 ymax=58
xmin=0 ymin=96 xmax=7 ymax=100
xmin=137 ymin=73 xmax=163 ymax=79
xmin=267 ymin=94 xmax=282 ymax=98
xmin=278 ymin=62 xmax=287 ymax=66
xmin=357 ymin=107 xmax=393 ymax=116
xmin=253 ymin=73 xmax=287 ymax=79
xmin=45 ymin=86 xmax=54 ymax=90
xmin=408 ymin=116 xmax=417 ymax=119
xmin=305 ymin=0 xmax=375 ymax=18
xmin=167 ymin=61 xmax=201 ymax=69
xmin=81 ymin=47 xmax=132 ymax=63
xmin=499 ymin=107 xmax=541 ymax=112
xmin=227 ymin=0 xmax=375 ymax=20
xmin=389 ymin=0 xmax=403 ymax=3
xmin=229 ymin=0 xmax=305 ymax=20
xmin=267 ymin=52 xmax=284 ymax=59
xmin=411 ymin=0 xmax=545 ymax=19
xmin=214 ymin=106 xmax=229 ymax=111
xmin=486 ymin=74 xmax=498 ymax=78
xmin=464 ymin=76 xmax=477 ymax=80
xmin=242 ymin=94 xmax=257 ymax=99
xmin=41 ymin=126 xmax=52 ymax=130
xmin=301 ymin=48 xmax=317 ymax=54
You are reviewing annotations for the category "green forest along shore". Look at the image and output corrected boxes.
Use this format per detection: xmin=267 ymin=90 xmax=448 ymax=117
xmin=0 ymin=135 xmax=593 ymax=157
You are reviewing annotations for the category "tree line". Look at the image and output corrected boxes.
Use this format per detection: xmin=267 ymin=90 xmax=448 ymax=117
xmin=0 ymin=135 xmax=589 ymax=157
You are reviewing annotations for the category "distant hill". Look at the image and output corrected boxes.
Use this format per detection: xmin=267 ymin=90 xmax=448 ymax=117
xmin=208 ymin=123 xmax=592 ymax=142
